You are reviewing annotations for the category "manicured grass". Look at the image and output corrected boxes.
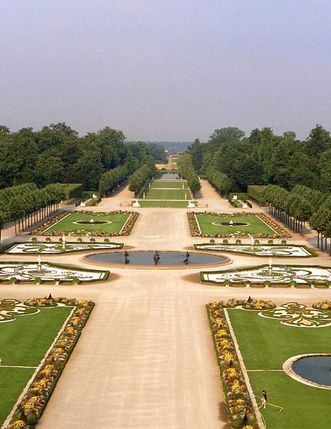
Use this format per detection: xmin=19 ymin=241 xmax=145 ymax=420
xmin=227 ymin=309 xmax=331 ymax=428
xmin=150 ymin=180 xmax=188 ymax=189
xmin=0 ymin=368 xmax=34 ymax=424
xmin=145 ymin=188 xmax=189 ymax=200
xmin=0 ymin=307 xmax=72 ymax=366
xmin=0 ymin=306 xmax=72 ymax=425
xmin=138 ymin=200 xmax=194 ymax=208
xmin=45 ymin=212 xmax=129 ymax=234
xmin=196 ymin=213 xmax=276 ymax=236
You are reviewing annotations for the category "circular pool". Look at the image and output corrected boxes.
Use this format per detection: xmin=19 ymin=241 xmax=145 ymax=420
xmin=212 ymin=221 xmax=249 ymax=227
xmin=73 ymin=220 xmax=111 ymax=225
xmin=293 ymin=356 xmax=331 ymax=386
xmin=84 ymin=251 xmax=229 ymax=269
xmin=284 ymin=354 xmax=331 ymax=389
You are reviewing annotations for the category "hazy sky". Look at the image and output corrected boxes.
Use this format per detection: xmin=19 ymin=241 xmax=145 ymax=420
xmin=1 ymin=0 xmax=331 ymax=141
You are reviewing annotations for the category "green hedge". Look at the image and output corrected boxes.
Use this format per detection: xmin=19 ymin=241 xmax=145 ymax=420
xmin=247 ymin=185 xmax=267 ymax=204
xmin=60 ymin=183 xmax=84 ymax=199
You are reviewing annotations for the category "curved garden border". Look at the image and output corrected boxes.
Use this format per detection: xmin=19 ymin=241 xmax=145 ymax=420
xmin=283 ymin=354 xmax=331 ymax=390
xmin=200 ymin=264 xmax=331 ymax=289
xmin=0 ymin=261 xmax=109 ymax=284
xmin=194 ymin=242 xmax=316 ymax=258
xmin=2 ymin=241 xmax=124 ymax=255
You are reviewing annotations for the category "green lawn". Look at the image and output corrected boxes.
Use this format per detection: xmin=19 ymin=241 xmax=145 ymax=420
xmin=150 ymin=180 xmax=187 ymax=189
xmin=0 ymin=306 xmax=72 ymax=425
xmin=138 ymin=200 xmax=195 ymax=208
xmin=227 ymin=309 xmax=331 ymax=428
xmin=145 ymin=188 xmax=189 ymax=200
xmin=0 ymin=368 xmax=35 ymax=424
xmin=196 ymin=213 xmax=276 ymax=236
xmin=45 ymin=212 xmax=129 ymax=234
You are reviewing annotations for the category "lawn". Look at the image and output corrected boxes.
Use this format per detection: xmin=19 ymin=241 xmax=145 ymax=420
xmin=227 ymin=309 xmax=331 ymax=429
xmin=44 ymin=211 xmax=130 ymax=234
xmin=0 ymin=306 xmax=72 ymax=425
xmin=138 ymin=200 xmax=194 ymax=208
xmin=145 ymin=188 xmax=189 ymax=200
xmin=196 ymin=213 xmax=276 ymax=236
xmin=150 ymin=180 xmax=187 ymax=189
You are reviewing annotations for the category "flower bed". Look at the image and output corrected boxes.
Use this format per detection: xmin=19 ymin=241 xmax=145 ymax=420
xmin=201 ymin=265 xmax=331 ymax=288
xmin=5 ymin=241 xmax=123 ymax=254
xmin=313 ymin=300 xmax=331 ymax=310
xmin=195 ymin=243 xmax=314 ymax=257
xmin=5 ymin=297 xmax=94 ymax=429
xmin=0 ymin=262 xmax=109 ymax=284
xmin=187 ymin=212 xmax=290 ymax=238
xmin=32 ymin=211 xmax=139 ymax=237
xmin=207 ymin=298 xmax=275 ymax=428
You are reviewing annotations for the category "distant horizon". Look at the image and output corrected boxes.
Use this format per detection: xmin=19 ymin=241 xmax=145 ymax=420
xmin=1 ymin=1 xmax=331 ymax=141
xmin=1 ymin=122 xmax=325 ymax=143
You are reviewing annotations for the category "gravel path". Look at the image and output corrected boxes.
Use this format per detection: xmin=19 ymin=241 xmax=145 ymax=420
xmin=0 ymin=179 xmax=330 ymax=429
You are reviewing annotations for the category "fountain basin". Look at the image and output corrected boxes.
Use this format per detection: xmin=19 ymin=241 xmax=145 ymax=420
xmin=84 ymin=251 xmax=230 ymax=269
xmin=212 ymin=221 xmax=249 ymax=227
xmin=73 ymin=220 xmax=111 ymax=225
xmin=283 ymin=354 xmax=331 ymax=390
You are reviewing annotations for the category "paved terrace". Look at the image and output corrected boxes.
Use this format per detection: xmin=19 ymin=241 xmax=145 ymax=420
xmin=0 ymin=180 xmax=330 ymax=429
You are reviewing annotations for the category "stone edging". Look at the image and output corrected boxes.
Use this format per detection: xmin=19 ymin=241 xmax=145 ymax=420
xmin=224 ymin=309 xmax=265 ymax=428
xmin=1 ymin=306 xmax=75 ymax=429
xmin=283 ymin=353 xmax=331 ymax=390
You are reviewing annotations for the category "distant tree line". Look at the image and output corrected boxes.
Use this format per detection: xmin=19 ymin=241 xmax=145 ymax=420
xmin=0 ymin=123 xmax=165 ymax=190
xmin=189 ymin=125 xmax=331 ymax=193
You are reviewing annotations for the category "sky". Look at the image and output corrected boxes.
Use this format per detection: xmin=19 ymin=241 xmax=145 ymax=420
xmin=0 ymin=0 xmax=331 ymax=141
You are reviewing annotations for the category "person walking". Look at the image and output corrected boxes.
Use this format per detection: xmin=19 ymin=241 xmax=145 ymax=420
xmin=261 ymin=390 xmax=268 ymax=409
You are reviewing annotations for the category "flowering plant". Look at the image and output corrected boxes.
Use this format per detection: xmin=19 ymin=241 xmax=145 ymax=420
xmin=7 ymin=297 xmax=94 ymax=429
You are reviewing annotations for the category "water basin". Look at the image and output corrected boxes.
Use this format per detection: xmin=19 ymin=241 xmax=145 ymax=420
xmin=292 ymin=356 xmax=331 ymax=387
xmin=84 ymin=251 xmax=229 ymax=269
xmin=160 ymin=173 xmax=179 ymax=180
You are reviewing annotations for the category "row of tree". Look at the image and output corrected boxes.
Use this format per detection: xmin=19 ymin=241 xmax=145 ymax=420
xmin=177 ymin=154 xmax=201 ymax=196
xmin=98 ymin=164 xmax=133 ymax=197
xmin=0 ymin=182 xmax=65 ymax=237
xmin=0 ymin=123 xmax=166 ymax=190
xmin=263 ymin=184 xmax=331 ymax=253
xmin=189 ymin=125 xmax=331 ymax=192
xmin=205 ymin=166 xmax=232 ymax=196
xmin=128 ymin=158 xmax=156 ymax=195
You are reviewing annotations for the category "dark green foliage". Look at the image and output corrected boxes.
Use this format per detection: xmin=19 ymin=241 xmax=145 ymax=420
xmin=0 ymin=182 xmax=64 ymax=223
xmin=206 ymin=166 xmax=232 ymax=196
xmin=128 ymin=159 xmax=156 ymax=195
xmin=177 ymin=154 xmax=201 ymax=196
xmin=0 ymin=123 xmax=127 ymax=190
xmin=247 ymin=185 xmax=267 ymax=204
xmin=194 ymin=125 xmax=331 ymax=193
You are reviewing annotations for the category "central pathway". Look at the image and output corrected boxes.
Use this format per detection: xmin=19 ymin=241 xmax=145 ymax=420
xmin=0 ymin=179 xmax=330 ymax=429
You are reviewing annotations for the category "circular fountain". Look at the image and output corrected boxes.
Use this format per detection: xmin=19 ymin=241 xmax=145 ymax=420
xmin=84 ymin=251 xmax=230 ymax=269
xmin=283 ymin=354 xmax=331 ymax=390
